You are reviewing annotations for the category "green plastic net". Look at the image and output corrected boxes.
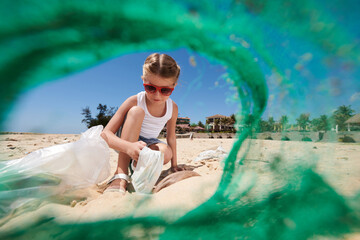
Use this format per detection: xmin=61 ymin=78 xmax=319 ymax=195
xmin=0 ymin=0 xmax=359 ymax=239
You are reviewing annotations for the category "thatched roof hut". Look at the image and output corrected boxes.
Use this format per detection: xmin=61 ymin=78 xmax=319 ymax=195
xmin=344 ymin=113 xmax=360 ymax=131
xmin=206 ymin=114 xmax=227 ymax=119
xmin=193 ymin=126 xmax=205 ymax=132
xmin=345 ymin=113 xmax=360 ymax=124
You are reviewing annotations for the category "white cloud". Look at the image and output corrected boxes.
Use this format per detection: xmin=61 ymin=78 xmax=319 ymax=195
xmin=350 ymin=92 xmax=360 ymax=102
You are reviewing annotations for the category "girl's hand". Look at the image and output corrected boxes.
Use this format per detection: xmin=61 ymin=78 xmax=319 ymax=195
xmin=127 ymin=141 xmax=147 ymax=160
xmin=171 ymin=165 xmax=185 ymax=172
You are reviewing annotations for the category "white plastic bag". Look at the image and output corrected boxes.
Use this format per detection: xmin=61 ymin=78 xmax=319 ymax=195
xmin=131 ymin=147 xmax=164 ymax=194
xmin=194 ymin=146 xmax=228 ymax=162
xmin=1 ymin=125 xmax=111 ymax=188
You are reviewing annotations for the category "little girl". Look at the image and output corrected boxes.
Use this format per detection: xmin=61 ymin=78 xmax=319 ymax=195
xmin=101 ymin=53 xmax=183 ymax=194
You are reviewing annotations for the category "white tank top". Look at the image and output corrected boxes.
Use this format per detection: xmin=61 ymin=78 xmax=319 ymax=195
xmin=137 ymin=91 xmax=173 ymax=139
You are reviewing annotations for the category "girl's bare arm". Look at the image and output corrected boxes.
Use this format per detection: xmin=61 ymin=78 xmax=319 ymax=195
xmin=166 ymin=102 xmax=179 ymax=170
xmin=101 ymin=95 xmax=138 ymax=154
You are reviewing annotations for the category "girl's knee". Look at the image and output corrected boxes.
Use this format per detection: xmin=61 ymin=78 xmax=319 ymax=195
xmin=149 ymin=144 xmax=172 ymax=164
xmin=163 ymin=146 xmax=173 ymax=164
xmin=127 ymin=106 xmax=145 ymax=119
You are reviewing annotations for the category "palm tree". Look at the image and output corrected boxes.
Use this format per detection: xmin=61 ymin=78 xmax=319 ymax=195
xmin=259 ymin=118 xmax=269 ymax=133
xmin=311 ymin=115 xmax=330 ymax=132
xmin=230 ymin=114 xmax=236 ymax=124
xmin=214 ymin=118 xmax=220 ymax=132
xmin=228 ymin=115 xmax=236 ymax=132
xmin=332 ymin=105 xmax=355 ymax=131
xmin=206 ymin=119 xmax=211 ymax=131
xmin=296 ymin=113 xmax=310 ymax=131
xmin=279 ymin=115 xmax=289 ymax=131
xmin=225 ymin=117 xmax=232 ymax=131
xmin=219 ymin=118 xmax=226 ymax=131
xmin=242 ymin=114 xmax=255 ymax=128
xmin=268 ymin=117 xmax=275 ymax=132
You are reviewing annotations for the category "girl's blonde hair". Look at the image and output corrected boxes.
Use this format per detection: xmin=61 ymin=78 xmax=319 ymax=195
xmin=143 ymin=53 xmax=180 ymax=82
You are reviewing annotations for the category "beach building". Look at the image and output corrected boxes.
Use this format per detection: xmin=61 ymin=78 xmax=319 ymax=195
xmin=177 ymin=117 xmax=190 ymax=125
xmin=160 ymin=117 xmax=191 ymax=135
xmin=345 ymin=113 xmax=360 ymax=131
xmin=176 ymin=117 xmax=191 ymax=133
xmin=206 ymin=114 xmax=234 ymax=132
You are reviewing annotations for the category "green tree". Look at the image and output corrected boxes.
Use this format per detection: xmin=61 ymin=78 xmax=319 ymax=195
xmin=241 ymin=114 xmax=255 ymax=128
xmin=242 ymin=114 xmax=261 ymax=132
xmin=279 ymin=115 xmax=289 ymax=131
xmin=219 ymin=118 xmax=225 ymax=131
xmin=214 ymin=118 xmax=220 ymax=132
xmin=229 ymin=114 xmax=237 ymax=132
xmin=230 ymin=114 xmax=236 ymax=124
xmin=229 ymin=114 xmax=236 ymax=126
xmin=332 ymin=105 xmax=355 ymax=131
xmin=221 ymin=117 xmax=231 ymax=131
xmin=258 ymin=118 xmax=269 ymax=133
xmin=81 ymin=104 xmax=117 ymax=128
xmin=311 ymin=115 xmax=330 ymax=132
xmin=267 ymin=117 xmax=275 ymax=132
xmin=81 ymin=107 xmax=93 ymax=128
xmin=198 ymin=121 xmax=205 ymax=128
xmin=296 ymin=113 xmax=310 ymax=131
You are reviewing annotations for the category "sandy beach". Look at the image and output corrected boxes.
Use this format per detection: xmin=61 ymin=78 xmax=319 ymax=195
xmin=0 ymin=133 xmax=359 ymax=238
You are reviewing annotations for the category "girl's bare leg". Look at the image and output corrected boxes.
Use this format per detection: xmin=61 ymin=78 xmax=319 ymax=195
xmin=107 ymin=106 xmax=145 ymax=192
xmin=148 ymin=143 xmax=173 ymax=164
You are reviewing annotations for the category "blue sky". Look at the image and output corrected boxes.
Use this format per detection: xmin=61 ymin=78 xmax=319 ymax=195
xmin=4 ymin=46 xmax=359 ymax=134
xmin=4 ymin=49 xmax=241 ymax=133
xmin=3 ymin=0 xmax=360 ymax=134
xmin=4 ymin=44 xmax=360 ymax=134
xmin=4 ymin=28 xmax=360 ymax=134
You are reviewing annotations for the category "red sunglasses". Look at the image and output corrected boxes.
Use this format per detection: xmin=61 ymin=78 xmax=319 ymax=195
xmin=143 ymin=84 xmax=174 ymax=96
